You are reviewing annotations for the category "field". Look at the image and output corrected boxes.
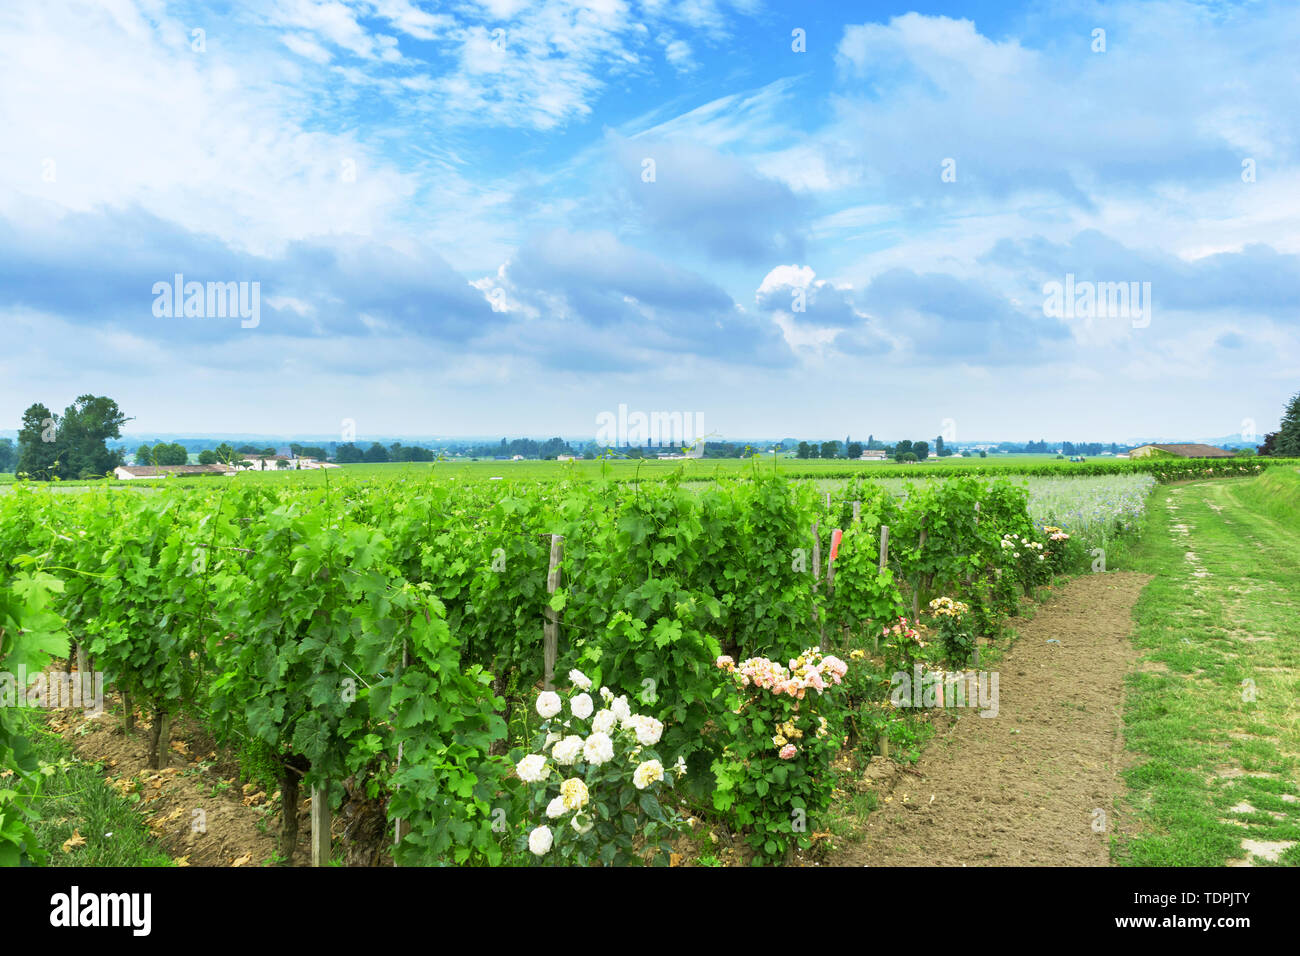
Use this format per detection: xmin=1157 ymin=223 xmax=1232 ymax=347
xmin=1 ymin=461 xmax=1296 ymax=868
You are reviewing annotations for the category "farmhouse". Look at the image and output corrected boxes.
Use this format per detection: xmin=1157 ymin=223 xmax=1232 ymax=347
xmin=1129 ymin=443 xmax=1234 ymax=459
xmin=114 ymin=464 xmax=234 ymax=479
xmin=858 ymin=449 xmax=888 ymax=460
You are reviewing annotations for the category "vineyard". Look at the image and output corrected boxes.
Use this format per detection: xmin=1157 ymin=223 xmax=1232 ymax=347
xmin=0 ymin=460 xmax=1288 ymax=866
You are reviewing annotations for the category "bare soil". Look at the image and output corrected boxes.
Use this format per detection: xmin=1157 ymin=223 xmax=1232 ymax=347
xmin=830 ymin=571 xmax=1152 ymax=866
xmin=46 ymin=700 xmax=316 ymax=867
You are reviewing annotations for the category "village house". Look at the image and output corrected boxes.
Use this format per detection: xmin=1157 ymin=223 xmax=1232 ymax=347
xmin=1129 ymin=443 xmax=1234 ymax=459
xmin=114 ymin=464 xmax=235 ymax=480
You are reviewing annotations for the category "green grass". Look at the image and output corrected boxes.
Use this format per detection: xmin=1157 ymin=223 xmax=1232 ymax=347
xmin=1113 ymin=472 xmax=1300 ymax=866
xmin=21 ymin=713 xmax=174 ymax=867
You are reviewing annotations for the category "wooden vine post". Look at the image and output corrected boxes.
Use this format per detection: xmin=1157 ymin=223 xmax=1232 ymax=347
xmin=311 ymin=782 xmax=331 ymax=867
xmin=543 ymin=534 xmax=564 ymax=691
xmin=873 ymin=526 xmax=889 ymax=651
xmin=972 ymin=502 xmax=981 ymax=667
xmin=393 ymin=641 xmax=410 ymax=860
xmin=912 ymin=517 xmax=927 ymax=620
xmin=811 ymin=521 xmax=821 ymax=638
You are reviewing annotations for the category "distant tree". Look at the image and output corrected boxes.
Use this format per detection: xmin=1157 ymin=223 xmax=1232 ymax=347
xmin=900 ymin=452 xmax=918 ymax=463
xmin=820 ymin=441 xmax=840 ymax=460
xmin=979 ymin=450 xmax=988 ymax=458
xmin=335 ymin=443 xmax=365 ymax=464
xmin=796 ymin=441 xmax=811 ymax=459
xmin=1233 ymin=447 xmax=1256 ymax=457
xmin=17 ymin=403 xmax=60 ymax=479
xmin=135 ymin=444 xmax=154 ymax=465
xmin=276 ymin=459 xmax=291 ymax=470
xmin=893 ymin=440 xmax=913 ymax=462
xmin=152 ymin=442 xmax=189 ymax=466
xmin=0 ymin=438 xmax=15 ymax=473
xmin=846 ymin=441 xmax=863 ymax=459
xmin=1257 ymin=432 xmax=1278 ymax=457
xmin=54 ymin=395 xmax=129 ymax=478
xmin=198 ymin=449 xmax=218 ymax=465
xmin=539 ymin=437 xmax=570 ymax=460
xmin=935 ymin=436 xmax=948 ymax=457
xmin=1275 ymin=390 xmax=1300 ymax=457
xmin=214 ymin=442 xmax=237 ymax=464
xmin=364 ymin=442 xmax=389 ymax=463
xmin=913 ymin=441 xmax=929 ymax=460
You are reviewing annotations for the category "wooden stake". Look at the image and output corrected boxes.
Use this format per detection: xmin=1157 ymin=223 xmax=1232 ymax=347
xmin=913 ymin=519 xmax=927 ymax=619
xmin=852 ymin=501 xmax=860 ymax=523
xmin=811 ymin=521 xmax=821 ymax=634
xmin=543 ymin=534 xmax=564 ymax=691
xmin=393 ymin=643 xmax=409 ymax=861
xmin=311 ymin=783 xmax=331 ymax=867
xmin=878 ymin=525 xmax=889 ymax=571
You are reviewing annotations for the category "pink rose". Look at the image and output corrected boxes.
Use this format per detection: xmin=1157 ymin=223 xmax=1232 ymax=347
xmin=779 ymin=744 xmax=797 ymax=760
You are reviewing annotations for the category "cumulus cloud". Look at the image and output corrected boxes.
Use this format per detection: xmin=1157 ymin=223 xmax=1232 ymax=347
xmin=611 ymin=137 xmax=808 ymax=263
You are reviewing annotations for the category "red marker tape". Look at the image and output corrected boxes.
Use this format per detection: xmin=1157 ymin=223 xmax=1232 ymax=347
xmin=830 ymin=529 xmax=842 ymax=562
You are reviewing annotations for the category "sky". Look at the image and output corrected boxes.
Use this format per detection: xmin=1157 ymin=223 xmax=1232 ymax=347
xmin=0 ymin=0 xmax=1297 ymax=444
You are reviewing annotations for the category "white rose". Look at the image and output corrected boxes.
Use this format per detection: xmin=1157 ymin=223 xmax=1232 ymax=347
xmin=630 ymin=715 xmax=663 ymax=747
xmin=528 ymin=825 xmax=553 ymax=856
xmin=611 ymin=695 xmax=632 ymax=723
xmin=591 ymin=709 xmax=616 ymax=734
xmin=552 ymin=735 xmax=583 ymax=766
xmin=599 ymin=686 xmax=614 ymax=703
xmin=568 ymin=669 xmax=593 ymax=691
xmin=570 ymin=693 xmax=594 ymax=720
xmin=582 ymin=731 xmax=615 ymax=766
xmin=543 ymin=732 xmax=560 ymax=749
xmin=571 ymin=812 xmax=594 ymax=835
xmin=546 ymin=795 xmax=566 ymax=819
xmin=633 ymin=759 xmax=664 ymax=790
xmin=516 ymin=754 xmax=549 ymax=783
xmin=536 ymin=691 xmax=562 ymax=719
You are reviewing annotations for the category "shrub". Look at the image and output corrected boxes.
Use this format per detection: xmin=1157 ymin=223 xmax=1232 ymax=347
xmin=711 ymin=648 xmax=850 ymax=864
xmin=514 ymin=672 xmax=683 ymax=866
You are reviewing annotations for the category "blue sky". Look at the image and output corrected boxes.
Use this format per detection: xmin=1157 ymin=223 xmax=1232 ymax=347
xmin=1 ymin=0 xmax=1297 ymax=443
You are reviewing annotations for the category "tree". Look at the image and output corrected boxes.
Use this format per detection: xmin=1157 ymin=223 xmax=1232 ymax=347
xmin=1257 ymin=432 xmax=1278 ymax=457
xmin=934 ymin=436 xmax=947 ymax=457
xmin=894 ymin=439 xmax=913 ymax=462
xmin=364 ymin=442 xmax=389 ymax=463
xmin=135 ymin=444 xmax=154 ymax=465
xmin=914 ymin=441 xmax=929 ymax=460
xmin=0 ymin=438 xmax=14 ymax=473
xmin=1275 ymin=390 xmax=1300 ymax=457
xmin=198 ymin=449 xmax=218 ymax=465
xmin=17 ymin=404 xmax=59 ymax=479
xmin=820 ymin=440 xmax=840 ymax=460
xmin=152 ymin=442 xmax=188 ymax=466
xmin=979 ymin=450 xmax=988 ymax=458
xmin=214 ymin=442 xmax=237 ymax=464
xmin=846 ymin=441 xmax=863 ymax=459
xmin=796 ymin=441 xmax=811 ymax=459
xmin=335 ymin=443 xmax=364 ymax=464
xmin=63 ymin=396 xmax=130 ymax=477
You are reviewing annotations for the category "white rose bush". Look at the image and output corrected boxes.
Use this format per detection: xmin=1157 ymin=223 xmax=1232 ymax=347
xmin=514 ymin=671 xmax=683 ymax=865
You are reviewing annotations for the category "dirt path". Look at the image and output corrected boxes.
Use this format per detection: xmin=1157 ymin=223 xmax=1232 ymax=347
xmin=831 ymin=571 xmax=1151 ymax=866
